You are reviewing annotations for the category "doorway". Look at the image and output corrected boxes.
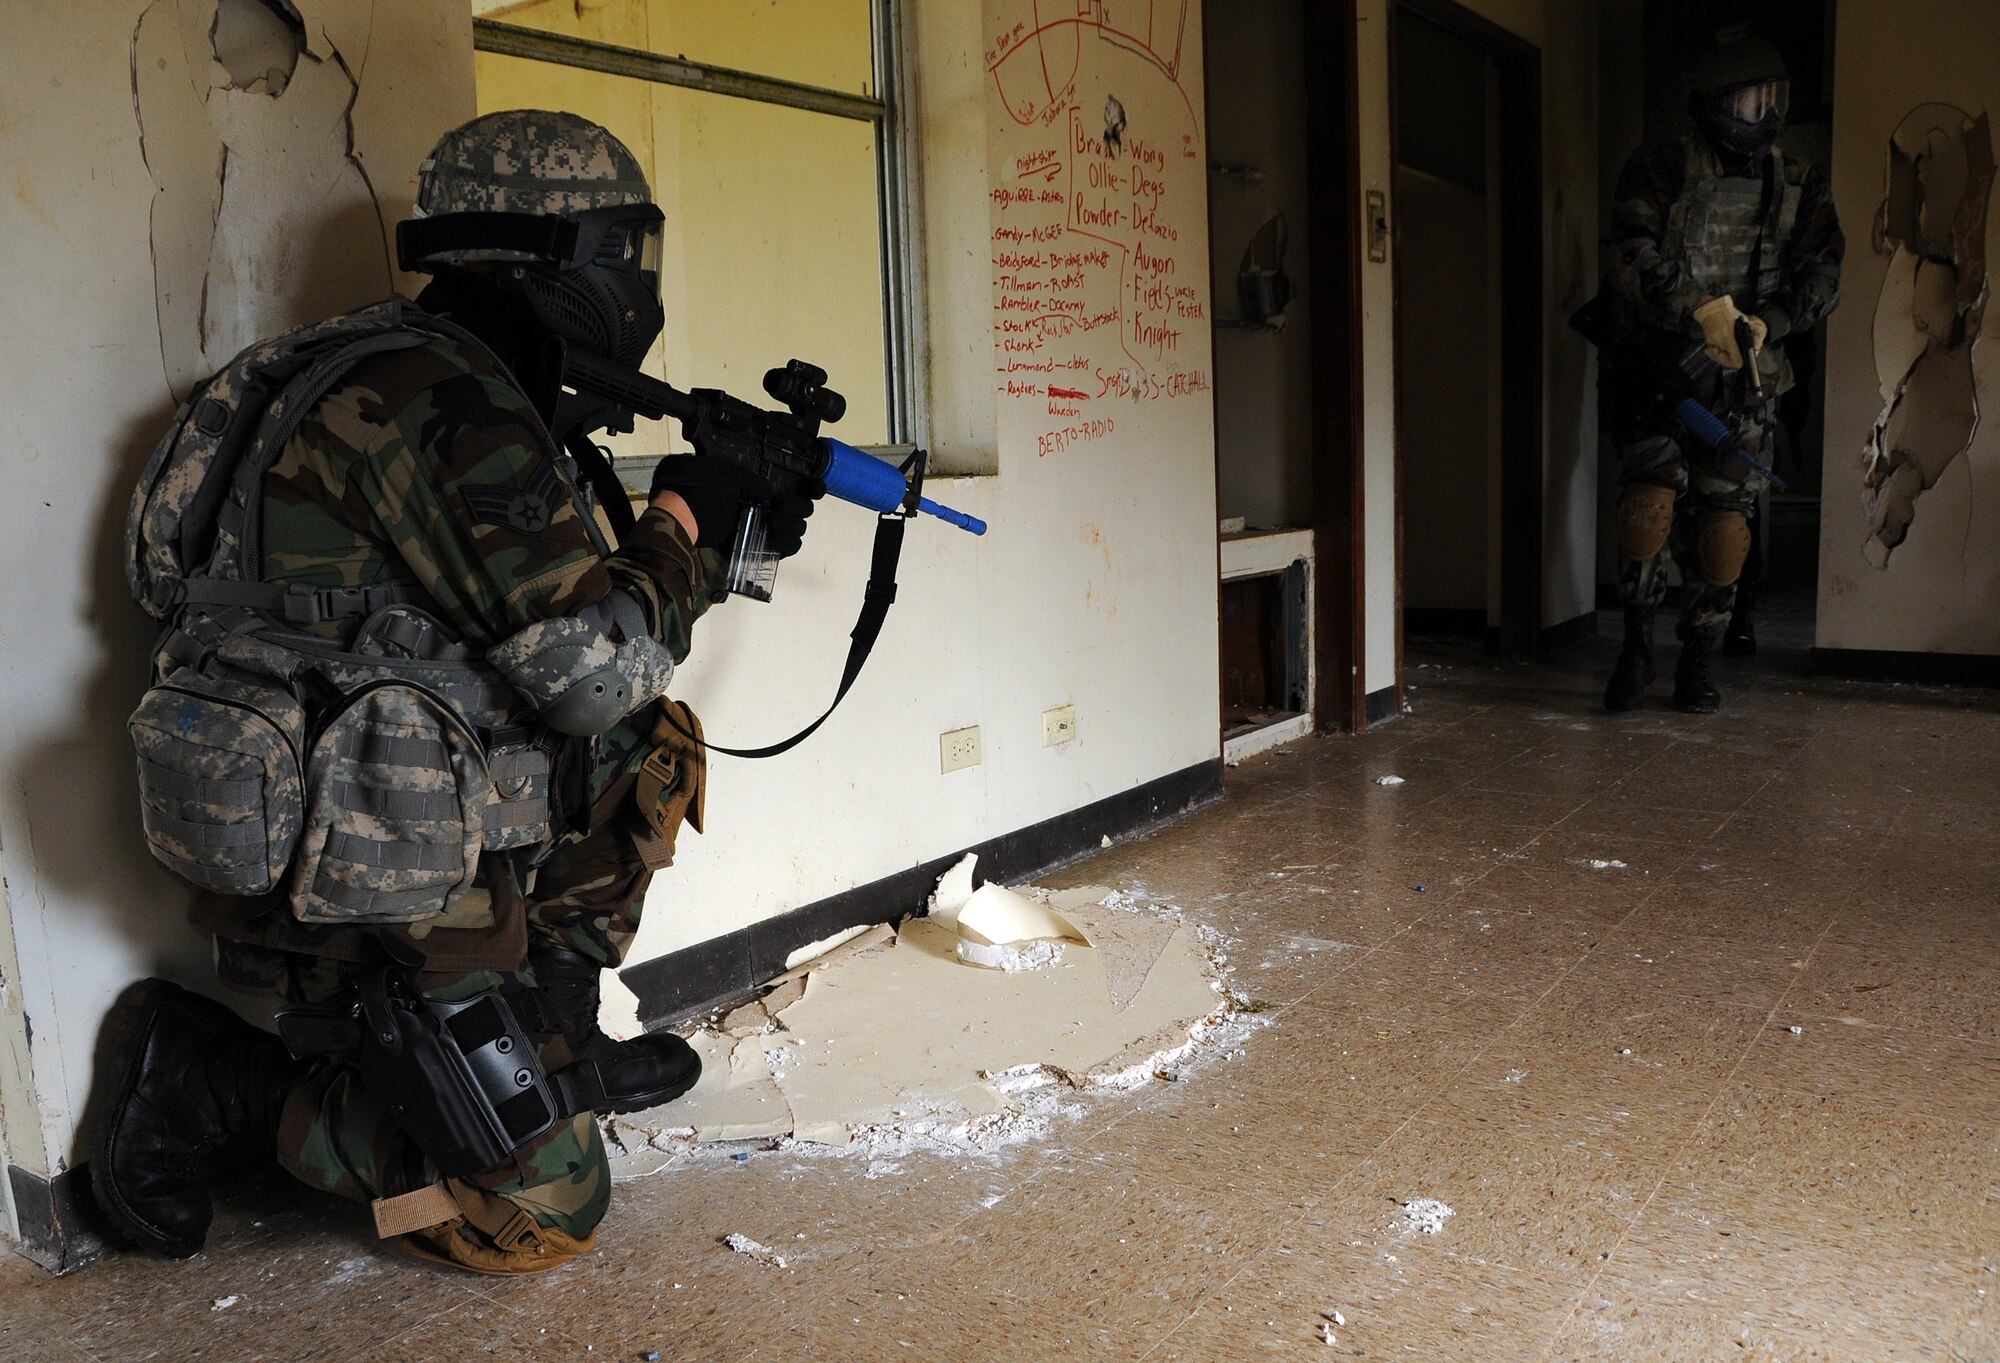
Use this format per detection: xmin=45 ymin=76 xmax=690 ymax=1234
xmin=1390 ymin=0 xmax=1542 ymax=666
xmin=1608 ymin=0 xmax=1836 ymax=650
xmin=1205 ymin=0 xmax=1367 ymax=742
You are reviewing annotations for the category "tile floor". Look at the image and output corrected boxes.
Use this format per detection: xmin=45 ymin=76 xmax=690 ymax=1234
xmin=4 ymin=614 xmax=1997 ymax=1361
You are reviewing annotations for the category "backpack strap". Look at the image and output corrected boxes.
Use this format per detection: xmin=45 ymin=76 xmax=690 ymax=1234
xmin=163 ymin=577 xmax=427 ymax=627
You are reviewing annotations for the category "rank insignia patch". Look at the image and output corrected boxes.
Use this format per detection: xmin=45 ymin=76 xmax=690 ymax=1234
xmin=462 ymin=462 xmax=564 ymax=534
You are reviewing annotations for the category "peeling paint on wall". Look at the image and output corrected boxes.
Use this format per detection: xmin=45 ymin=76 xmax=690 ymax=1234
xmin=131 ymin=0 xmax=391 ymax=398
xmin=1861 ymin=104 xmax=1995 ymax=568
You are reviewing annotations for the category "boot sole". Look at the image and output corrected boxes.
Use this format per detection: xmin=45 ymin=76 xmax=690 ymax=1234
xmin=600 ymin=1064 xmax=701 ymax=1116
xmin=92 ymin=980 xmax=206 ymax=1260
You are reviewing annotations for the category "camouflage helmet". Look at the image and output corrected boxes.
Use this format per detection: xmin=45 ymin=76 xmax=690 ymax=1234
xmin=1687 ymin=35 xmax=1790 ymax=158
xmin=1687 ymin=35 xmax=1789 ymax=99
xmin=410 ymin=109 xmax=653 ymax=265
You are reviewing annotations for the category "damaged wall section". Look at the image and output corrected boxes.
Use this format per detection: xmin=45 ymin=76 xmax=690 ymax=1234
xmin=1818 ymin=0 xmax=2000 ymax=656
xmin=0 ymin=0 xmax=471 ymax=1248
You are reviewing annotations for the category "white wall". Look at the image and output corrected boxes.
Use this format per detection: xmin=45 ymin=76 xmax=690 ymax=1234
xmin=0 ymin=0 xmax=473 ymax=1192
xmin=640 ymin=0 xmax=1222 ymax=959
xmin=1816 ymin=0 xmax=2000 ymax=655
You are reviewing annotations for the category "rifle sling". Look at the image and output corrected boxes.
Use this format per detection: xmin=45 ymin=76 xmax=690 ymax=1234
xmin=659 ymin=513 xmax=905 ymax=761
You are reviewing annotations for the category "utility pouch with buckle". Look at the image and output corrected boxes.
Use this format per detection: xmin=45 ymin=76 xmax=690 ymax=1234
xmin=629 ymin=698 xmax=706 ymax=871
xmin=290 ymin=683 xmax=490 ymax=924
xmin=130 ymin=662 xmax=308 ymax=896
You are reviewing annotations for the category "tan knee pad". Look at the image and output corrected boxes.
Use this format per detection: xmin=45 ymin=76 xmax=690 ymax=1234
xmin=1695 ymin=511 xmax=1751 ymax=586
xmin=392 ymin=1178 xmax=599 ymax=1276
xmin=1616 ymin=484 xmax=1676 ymax=560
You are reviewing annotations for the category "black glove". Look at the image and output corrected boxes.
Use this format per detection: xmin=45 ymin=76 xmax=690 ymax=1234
xmin=649 ymin=456 xmax=760 ymax=551
xmin=763 ymin=476 xmax=827 ymax=559
xmin=649 ymin=456 xmax=826 ymax=558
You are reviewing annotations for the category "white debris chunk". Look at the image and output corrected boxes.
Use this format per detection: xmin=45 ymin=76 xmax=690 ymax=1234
xmin=1101 ymin=834 xmax=1113 ymax=848
xmin=722 ymin=1234 xmax=788 ymax=1268
xmin=1374 ymin=775 xmax=1406 ymax=786
xmin=1318 ymin=1323 xmax=1337 ymax=1345
xmin=1787 ymin=1025 xmax=1804 ymax=1035
xmin=211 ymin=1296 xmax=239 ymax=1311
xmin=1397 ymin=1198 xmax=1455 ymax=1235
xmin=1325 ymin=1309 xmax=1347 ymax=1327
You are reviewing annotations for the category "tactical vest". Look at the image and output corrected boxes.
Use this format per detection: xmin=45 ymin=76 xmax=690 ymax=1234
xmin=1662 ymin=136 xmax=1804 ymax=313
xmin=126 ymin=299 xmax=631 ymax=926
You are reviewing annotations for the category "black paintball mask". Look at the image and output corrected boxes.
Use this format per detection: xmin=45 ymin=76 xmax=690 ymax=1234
xmin=1692 ymin=77 xmax=1790 ymax=159
xmin=397 ymin=203 xmax=666 ymax=370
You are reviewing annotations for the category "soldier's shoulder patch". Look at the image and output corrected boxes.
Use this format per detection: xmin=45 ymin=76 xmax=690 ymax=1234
xmin=461 ymin=461 xmax=565 ymax=535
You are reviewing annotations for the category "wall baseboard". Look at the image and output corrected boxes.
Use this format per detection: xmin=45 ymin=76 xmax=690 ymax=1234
xmin=8 ymin=1164 xmax=113 ymax=1274
xmin=1363 ymin=685 xmax=1402 ymax=727
xmin=1811 ymin=647 xmax=2000 ymax=687
xmin=1538 ymin=611 xmax=1598 ymax=655
xmin=622 ymin=758 xmax=1227 ymax=1027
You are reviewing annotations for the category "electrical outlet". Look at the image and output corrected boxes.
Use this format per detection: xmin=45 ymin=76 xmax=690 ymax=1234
xmin=1042 ymin=704 xmax=1077 ymax=747
xmin=940 ymin=725 xmax=982 ymax=773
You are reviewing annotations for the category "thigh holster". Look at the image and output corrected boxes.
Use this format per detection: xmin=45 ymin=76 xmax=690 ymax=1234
xmin=278 ymin=971 xmax=565 ymax=1178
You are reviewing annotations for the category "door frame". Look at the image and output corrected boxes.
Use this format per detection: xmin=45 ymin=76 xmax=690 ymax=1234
xmin=1303 ymin=0 xmax=1368 ymax=732
xmin=1389 ymin=0 xmax=1544 ymax=670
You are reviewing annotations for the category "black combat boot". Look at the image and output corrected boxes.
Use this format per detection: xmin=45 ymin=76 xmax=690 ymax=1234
xmin=1603 ymin=606 xmax=1656 ymax=712
xmin=1674 ymin=631 xmax=1722 ymax=713
xmin=528 ymin=945 xmax=701 ymax=1115
xmin=93 ymin=981 xmax=300 ymax=1259
xmin=1724 ymin=586 xmax=1757 ymax=655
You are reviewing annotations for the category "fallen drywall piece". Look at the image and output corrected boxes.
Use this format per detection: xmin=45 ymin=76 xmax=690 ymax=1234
xmin=1047 ymin=888 xmax=1185 ymax=1015
xmin=764 ymin=923 xmax=897 ymax=991
xmin=954 ymin=883 xmax=1089 ymax=971
xmin=598 ymin=966 xmax=645 ymax=1044
xmin=607 ymin=885 xmax=1250 ymax=1176
xmin=929 ymin=853 xmax=980 ymax=925
xmin=785 ymin=923 xmax=875 ymax=972
xmin=611 ymin=1029 xmax=794 ymax=1148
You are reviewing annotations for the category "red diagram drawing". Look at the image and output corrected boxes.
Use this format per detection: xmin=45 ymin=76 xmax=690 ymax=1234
xmin=987 ymin=0 xmax=1192 ymax=127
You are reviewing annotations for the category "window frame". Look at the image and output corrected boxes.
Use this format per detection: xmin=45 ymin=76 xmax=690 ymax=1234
xmin=471 ymin=0 xmax=925 ymax=464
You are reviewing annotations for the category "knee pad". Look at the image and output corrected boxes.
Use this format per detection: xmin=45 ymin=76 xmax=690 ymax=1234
xmin=1694 ymin=511 xmax=1751 ymax=586
xmin=389 ymin=1172 xmax=601 ymax=1275
xmin=1616 ymin=484 xmax=1676 ymax=561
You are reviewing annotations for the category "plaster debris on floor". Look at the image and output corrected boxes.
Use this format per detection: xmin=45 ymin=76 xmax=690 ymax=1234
xmin=604 ymin=859 xmax=1252 ymax=1175
xmin=721 ymin=1233 xmax=788 ymax=1268
xmin=1396 ymin=1197 xmax=1456 ymax=1235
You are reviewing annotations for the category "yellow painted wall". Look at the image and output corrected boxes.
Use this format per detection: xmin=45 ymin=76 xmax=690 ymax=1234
xmin=477 ymin=0 xmax=890 ymax=450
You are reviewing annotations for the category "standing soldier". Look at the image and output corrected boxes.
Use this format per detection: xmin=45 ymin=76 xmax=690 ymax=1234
xmin=1600 ymin=33 xmax=1843 ymax=712
xmin=95 ymin=111 xmax=818 ymax=1273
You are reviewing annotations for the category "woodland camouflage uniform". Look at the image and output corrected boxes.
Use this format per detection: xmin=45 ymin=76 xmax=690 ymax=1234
xmin=199 ymin=325 xmax=717 ymax=1266
xmin=1606 ymin=132 xmax=1844 ymax=638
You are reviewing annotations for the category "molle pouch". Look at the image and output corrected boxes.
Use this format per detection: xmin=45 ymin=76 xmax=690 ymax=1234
xmin=129 ymin=665 xmax=307 ymax=895
xmin=482 ymin=731 xmax=554 ymax=852
xmin=291 ymin=684 xmax=491 ymax=924
xmin=629 ymin=699 xmax=706 ymax=871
